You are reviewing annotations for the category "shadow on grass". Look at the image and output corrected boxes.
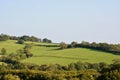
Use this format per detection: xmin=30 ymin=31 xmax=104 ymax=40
xmin=47 ymin=47 xmax=62 ymax=51
xmin=34 ymin=55 xmax=88 ymax=60
xmin=80 ymin=47 xmax=120 ymax=55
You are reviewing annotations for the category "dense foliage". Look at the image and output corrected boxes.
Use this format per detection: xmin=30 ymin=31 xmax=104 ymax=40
xmin=43 ymin=38 xmax=52 ymax=43
xmin=0 ymin=56 xmax=120 ymax=80
xmin=0 ymin=49 xmax=119 ymax=80
xmin=17 ymin=39 xmax=24 ymax=44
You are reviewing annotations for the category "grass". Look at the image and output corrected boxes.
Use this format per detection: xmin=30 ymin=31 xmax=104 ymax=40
xmin=1 ymin=40 xmax=120 ymax=65
xmin=22 ymin=47 xmax=120 ymax=65
xmin=0 ymin=40 xmax=24 ymax=54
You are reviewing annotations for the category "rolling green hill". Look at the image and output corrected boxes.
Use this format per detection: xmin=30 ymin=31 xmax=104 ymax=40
xmin=0 ymin=40 xmax=120 ymax=65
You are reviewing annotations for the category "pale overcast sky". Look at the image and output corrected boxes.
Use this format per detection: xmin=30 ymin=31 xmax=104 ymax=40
xmin=0 ymin=0 xmax=120 ymax=43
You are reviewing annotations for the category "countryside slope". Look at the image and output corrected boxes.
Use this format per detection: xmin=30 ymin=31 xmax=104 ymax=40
xmin=0 ymin=40 xmax=120 ymax=65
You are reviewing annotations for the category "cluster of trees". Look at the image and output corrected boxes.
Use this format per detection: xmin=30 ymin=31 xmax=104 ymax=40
xmin=0 ymin=33 xmax=52 ymax=43
xmin=0 ymin=56 xmax=120 ymax=80
xmin=60 ymin=41 xmax=120 ymax=55
xmin=0 ymin=34 xmax=9 ymax=41
xmin=19 ymin=35 xmax=40 ymax=42
xmin=42 ymin=38 xmax=52 ymax=43
xmin=76 ymin=41 xmax=120 ymax=55
xmin=0 ymin=69 xmax=99 ymax=80
xmin=0 ymin=34 xmax=40 ymax=42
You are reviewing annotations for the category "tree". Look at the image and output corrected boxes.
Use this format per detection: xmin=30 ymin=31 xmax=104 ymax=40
xmin=43 ymin=38 xmax=48 ymax=43
xmin=71 ymin=41 xmax=77 ymax=48
xmin=1 ymin=48 xmax=7 ymax=55
xmin=60 ymin=42 xmax=67 ymax=49
xmin=80 ymin=41 xmax=90 ymax=47
xmin=20 ymin=35 xmax=30 ymax=41
xmin=30 ymin=36 xmax=40 ymax=42
xmin=23 ymin=44 xmax=33 ymax=58
xmin=48 ymin=40 xmax=52 ymax=43
xmin=43 ymin=38 xmax=52 ymax=43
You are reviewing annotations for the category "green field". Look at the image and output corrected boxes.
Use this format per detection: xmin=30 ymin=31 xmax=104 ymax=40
xmin=0 ymin=40 xmax=120 ymax=65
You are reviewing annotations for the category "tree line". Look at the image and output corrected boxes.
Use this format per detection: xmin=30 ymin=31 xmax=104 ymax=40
xmin=60 ymin=41 xmax=120 ymax=55
xmin=0 ymin=33 xmax=52 ymax=43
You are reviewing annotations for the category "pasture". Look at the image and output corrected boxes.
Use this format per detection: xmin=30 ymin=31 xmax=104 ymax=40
xmin=0 ymin=40 xmax=120 ymax=65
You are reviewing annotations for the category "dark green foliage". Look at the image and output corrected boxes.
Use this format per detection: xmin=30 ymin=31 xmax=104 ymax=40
xmin=48 ymin=40 xmax=52 ymax=43
xmin=20 ymin=35 xmax=40 ymax=42
xmin=70 ymin=41 xmax=78 ymax=48
xmin=0 ymin=33 xmax=42 ymax=42
xmin=35 ymin=44 xmax=59 ymax=47
xmin=43 ymin=38 xmax=52 ymax=43
xmin=43 ymin=38 xmax=48 ymax=43
xmin=17 ymin=39 xmax=24 ymax=44
xmin=98 ymin=64 xmax=120 ymax=80
xmin=0 ymin=56 xmax=20 ymax=65
xmin=99 ymin=70 xmax=120 ymax=80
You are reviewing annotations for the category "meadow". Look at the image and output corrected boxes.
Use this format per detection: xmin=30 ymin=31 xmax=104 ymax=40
xmin=0 ymin=40 xmax=120 ymax=65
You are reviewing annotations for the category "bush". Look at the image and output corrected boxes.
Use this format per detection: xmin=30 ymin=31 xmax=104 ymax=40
xmin=17 ymin=40 xmax=24 ymax=44
xmin=1 ymin=48 xmax=7 ymax=55
xmin=3 ymin=74 xmax=20 ymax=80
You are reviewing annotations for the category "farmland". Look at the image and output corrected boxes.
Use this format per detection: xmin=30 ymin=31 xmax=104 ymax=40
xmin=0 ymin=40 xmax=120 ymax=65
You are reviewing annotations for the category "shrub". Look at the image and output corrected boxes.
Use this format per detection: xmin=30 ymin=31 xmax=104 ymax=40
xmin=3 ymin=74 xmax=20 ymax=80
xmin=1 ymin=48 xmax=7 ymax=55
xmin=17 ymin=40 xmax=24 ymax=44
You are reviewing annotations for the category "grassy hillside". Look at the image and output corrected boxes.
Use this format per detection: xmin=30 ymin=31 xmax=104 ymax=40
xmin=0 ymin=40 xmax=24 ymax=54
xmin=22 ymin=47 xmax=120 ymax=65
xmin=0 ymin=40 xmax=120 ymax=65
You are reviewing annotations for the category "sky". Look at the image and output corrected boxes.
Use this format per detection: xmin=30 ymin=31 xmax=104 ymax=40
xmin=0 ymin=0 xmax=120 ymax=43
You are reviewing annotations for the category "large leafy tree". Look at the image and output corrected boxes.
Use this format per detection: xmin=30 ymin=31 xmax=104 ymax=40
xmin=43 ymin=38 xmax=52 ymax=43
xmin=60 ymin=42 xmax=67 ymax=49
xmin=71 ymin=41 xmax=77 ymax=48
